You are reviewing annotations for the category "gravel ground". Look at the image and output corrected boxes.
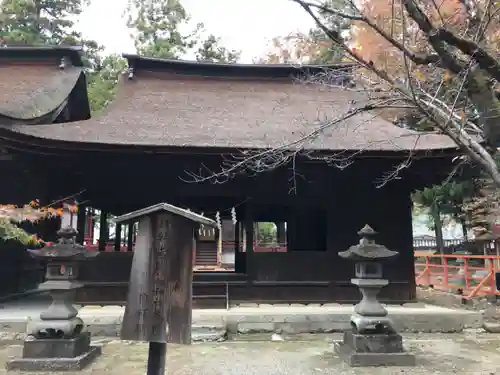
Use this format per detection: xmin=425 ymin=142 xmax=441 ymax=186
xmin=1 ymin=333 xmax=500 ymax=375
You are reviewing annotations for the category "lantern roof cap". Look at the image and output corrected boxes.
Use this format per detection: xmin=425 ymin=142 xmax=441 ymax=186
xmin=28 ymin=226 xmax=99 ymax=260
xmin=338 ymin=225 xmax=399 ymax=261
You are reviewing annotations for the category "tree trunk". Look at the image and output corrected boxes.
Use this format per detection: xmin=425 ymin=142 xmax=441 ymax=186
xmin=432 ymin=208 xmax=445 ymax=254
xmin=460 ymin=219 xmax=468 ymax=241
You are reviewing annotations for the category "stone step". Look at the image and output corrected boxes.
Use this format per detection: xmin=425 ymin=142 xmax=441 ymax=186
xmin=0 ymin=304 xmax=483 ymax=342
xmin=192 ymin=325 xmax=227 ymax=342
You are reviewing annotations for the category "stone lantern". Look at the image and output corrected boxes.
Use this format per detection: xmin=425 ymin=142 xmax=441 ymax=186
xmin=7 ymin=227 xmax=102 ymax=371
xmin=334 ymin=225 xmax=415 ymax=367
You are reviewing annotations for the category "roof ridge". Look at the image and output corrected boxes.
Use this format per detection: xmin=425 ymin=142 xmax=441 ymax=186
xmin=0 ymin=46 xmax=85 ymax=67
xmin=124 ymin=54 xmax=355 ymax=80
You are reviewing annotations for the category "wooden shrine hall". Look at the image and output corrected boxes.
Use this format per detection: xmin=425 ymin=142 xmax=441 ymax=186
xmin=0 ymin=46 xmax=458 ymax=307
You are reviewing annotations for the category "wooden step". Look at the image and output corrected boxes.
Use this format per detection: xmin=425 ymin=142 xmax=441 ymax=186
xmin=195 ymin=242 xmax=218 ymax=266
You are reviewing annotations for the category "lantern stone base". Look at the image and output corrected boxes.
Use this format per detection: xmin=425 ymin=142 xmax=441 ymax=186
xmin=334 ymin=330 xmax=416 ymax=367
xmin=6 ymin=332 xmax=102 ymax=371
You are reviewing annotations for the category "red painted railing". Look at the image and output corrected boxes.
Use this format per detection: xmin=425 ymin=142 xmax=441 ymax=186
xmin=415 ymin=253 xmax=499 ymax=299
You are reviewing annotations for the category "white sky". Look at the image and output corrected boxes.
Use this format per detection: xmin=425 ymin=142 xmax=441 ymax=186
xmin=76 ymin=0 xmax=316 ymax=63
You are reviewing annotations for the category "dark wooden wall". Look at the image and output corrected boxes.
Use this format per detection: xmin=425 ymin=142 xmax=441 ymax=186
xmin=74 ymin=162 xmax=416 ymax=306
xmin=0 ymin=149 xmax=433 ymax=305
xmin=0 ymin=240 xmax=44 ymax=298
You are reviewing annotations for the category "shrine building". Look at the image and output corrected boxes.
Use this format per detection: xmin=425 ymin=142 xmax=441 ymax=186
xmin=0 ymin=46 xmax=458 ymax=307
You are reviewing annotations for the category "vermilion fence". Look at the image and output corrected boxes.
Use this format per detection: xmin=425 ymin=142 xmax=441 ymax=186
xmin=415 ymin=253 xmax=500 ymax=299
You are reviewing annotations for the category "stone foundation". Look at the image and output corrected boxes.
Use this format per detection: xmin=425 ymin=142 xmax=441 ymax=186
xmin=0 ymin=304 xmax=483 ymax=343
xmin=6 ymin=332 xmax=102 ymax=371
xmin=7 ymin=345 xmax=102 ymax=371
xmin=22 ymin=333 xmax=91 ymax=358
xmin=335 ymin=329 xmax=415 ymax=366
xmin=334 ymin=341 xmax=416 ymax=367
xmin=342 ymin=331 xmax=404 ymax=353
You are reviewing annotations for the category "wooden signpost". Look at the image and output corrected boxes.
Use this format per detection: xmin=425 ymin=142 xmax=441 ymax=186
xmin=115 ymin=203 xmax=215 ymax=375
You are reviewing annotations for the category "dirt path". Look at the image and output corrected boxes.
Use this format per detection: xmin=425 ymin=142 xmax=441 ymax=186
xmin=1 ymin=333 xmax=499 ymax=375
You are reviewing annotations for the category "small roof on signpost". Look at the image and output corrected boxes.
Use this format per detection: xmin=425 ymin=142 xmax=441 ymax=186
xmin=114 ymin=202 xmax=216 ymax=227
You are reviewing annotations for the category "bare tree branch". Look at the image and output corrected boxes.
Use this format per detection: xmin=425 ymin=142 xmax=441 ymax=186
xmin=182 ymin=100 xmax=433 ymax=187
xmin=293 ymin=0 xmax=441 ymax=66
xmin=185 ymin=0 xmax=500 ymax=194
xmin=435 ymin=28 xmax=500 ymax=81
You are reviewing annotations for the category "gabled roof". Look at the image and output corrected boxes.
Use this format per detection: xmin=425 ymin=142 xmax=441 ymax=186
xmin=0 ymin=46 xmax=90 ymax=124
xmin=1 ymin=54 xmax=456 ymax=153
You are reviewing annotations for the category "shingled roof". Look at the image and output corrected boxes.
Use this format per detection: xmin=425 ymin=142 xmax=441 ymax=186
xmin=2 ymin=55 xmax=456 ymax=152
xmin=0 ymin=46 xmax=89 ymax=124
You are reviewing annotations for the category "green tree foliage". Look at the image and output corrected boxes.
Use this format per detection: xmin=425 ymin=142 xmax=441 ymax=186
xmin=0 ymin=201 xmax=68 ymax=245
xmin=125 ymin=0 xmax=239 ymax=62
xmin=0 ymin=0 xmax=89 ymax=45
xmin=87 ymin=55 xmax=127 ymax=113
xmin=0 ymin=218 xmax=41 ymax=245
xmin=196 ymin=34 xmax=240 ymax=63
xmin=255 ymin=222 xmax=277 ymax=246
xmin=306 ymin=0 xmax=351 ymax=64
xmin=462 ymin=155 xmax=500 ymax=237
xmin=413 ymin=186 xmax=448 ymax=253
xmin=257 ymin=0 xmax=350 ymax=64
xmin=0 ymin=0 xmax=121 ymax=113
xmin=439 ymin=180 xmax=476 ymax=240
xmin=125 ymin=0 xmax=199 ymax=59
xmin=0 ymin=0 xmax=101 ymax=66
xmin=413 ymin=180 xmax=475 ymax=251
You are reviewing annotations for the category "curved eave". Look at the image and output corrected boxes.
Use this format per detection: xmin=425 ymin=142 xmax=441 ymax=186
xmin=0 ymin=126 xmax=460 ymax=159
xmin=0 ymin=67 xmax=89 ymax=122
xmin=0 ymin=99 xmax=68 ymax=125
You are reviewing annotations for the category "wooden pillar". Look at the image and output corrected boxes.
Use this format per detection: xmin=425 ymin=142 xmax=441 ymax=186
xmin=217 ymin=226 xmax=222 ymax=267
xmin=276 ymin=221 xmax=286 ymax=244
xmin=98 ymin=210 xmax=109 ymax=251
xmin=234 ymin=220 xmax=246 ymax=274
xmin=86 ymin=208 xmax=95 ymax=244
xmin=165 ymin=214 xmax=195 ymax=344
xmin=234 ymin=221 xmax=240 ymax=253
xmin=127 ymin=222 xmax=134 ymax=251
xmin=244 ymin=204 xmax=254 ymax=253
xmin=244 ymin=202 xmax=254 ymax=280
xmin=114 ymin=223 xmax=122 ymax=251
xmin=76 ymin=204 xmax=86 ymax=245
xmin=287 ymin=207 xmax=297 ymax=252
